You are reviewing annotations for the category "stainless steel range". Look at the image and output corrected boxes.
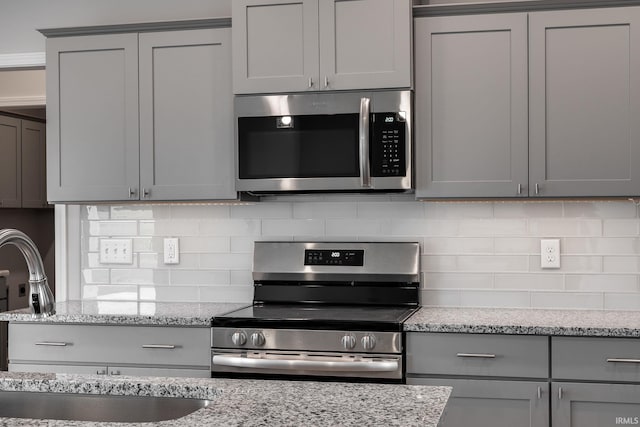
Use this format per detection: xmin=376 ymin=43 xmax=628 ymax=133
xmin=211 ymin=241 xmax=420 ymax=383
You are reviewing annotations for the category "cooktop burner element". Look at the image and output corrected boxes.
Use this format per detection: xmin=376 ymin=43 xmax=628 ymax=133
xmin=211 ymin=241 xmax=421 ymax=383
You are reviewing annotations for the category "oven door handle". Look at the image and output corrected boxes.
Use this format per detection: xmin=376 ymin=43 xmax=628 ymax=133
xmin=212 ymin=354 xmax=398 ymax=372
xmin=359 ymin=97 xmax=372 ymax=188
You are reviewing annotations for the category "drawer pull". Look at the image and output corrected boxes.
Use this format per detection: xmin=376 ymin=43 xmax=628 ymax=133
xmin=142 ymin=344 xmax=176 ymax=349
xmin=110 ymin=370 xmax=121 ymax=375
xmin=96 ymin=369 xmax=107 ymax=375
xmin=558 ymin=386 xmax=563 ymax=400
xmin=456 ymin=353 xmax=496 ymax=359
xmin=35 ymin=342 xmax=68 ymax=347
xmin=537 ymin=386 xmax=542 ymax=400
xmin=606 ymin=358 xmax=640 ymax=364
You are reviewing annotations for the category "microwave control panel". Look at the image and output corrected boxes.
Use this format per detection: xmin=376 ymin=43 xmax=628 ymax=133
xmin=370 ymin=113 xmax=406 ymax=177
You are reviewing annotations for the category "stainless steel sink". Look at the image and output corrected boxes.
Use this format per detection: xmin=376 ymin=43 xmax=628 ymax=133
xmin=0 ymin=391 xmax=210 ymax=422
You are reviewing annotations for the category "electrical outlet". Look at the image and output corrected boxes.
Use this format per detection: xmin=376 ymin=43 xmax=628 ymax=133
xmin=164 ymin=238 xmax=180 ymax=265
xmin=541 ymin=239 xmax=560 ymax=269
xmin=99 ymin=239 xmax=133 ymax=264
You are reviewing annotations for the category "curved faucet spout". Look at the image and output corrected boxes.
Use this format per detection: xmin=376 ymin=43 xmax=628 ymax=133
xmin=0 ymin=229 xmax=55 ymax=317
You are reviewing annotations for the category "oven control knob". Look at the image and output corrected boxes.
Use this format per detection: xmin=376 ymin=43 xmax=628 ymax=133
xmin=250 ymin=332 xmax=266 ymax=347
xmin=361 ymin=334 xmax=377 ymax=351
xmin=231 ymin=331 xmax=247 ymax=346
xmin=341 ymin=334 xmax=357 ymax=350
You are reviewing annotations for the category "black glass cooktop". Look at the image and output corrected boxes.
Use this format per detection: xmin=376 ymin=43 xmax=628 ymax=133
xmin=212 ymin=304 xmax=419 ymax=332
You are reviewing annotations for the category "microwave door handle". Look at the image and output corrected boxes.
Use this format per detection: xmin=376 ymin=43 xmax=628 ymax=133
xmin=359 ymin=97 xmax=372 ymax=188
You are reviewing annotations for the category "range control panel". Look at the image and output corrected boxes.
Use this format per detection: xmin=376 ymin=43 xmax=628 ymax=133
xmin=304 ymin=249 xmax=364 ymax=266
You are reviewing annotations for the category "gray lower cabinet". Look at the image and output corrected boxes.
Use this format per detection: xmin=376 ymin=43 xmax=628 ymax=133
xmin=46 ymin=27 xmax=235 ymax=203
xmin=552 ymin=383 xmax=640 ymax=427
xmin=552 ymin=336 xmax=640 ymax=427
xmin=416 ymin=6 xmax=640 ymax=199
xmin=414 ymin=13 xmax=528 ymax=198
xmin=232 ymin=0 xmax=411 ymax=94
xmin=8 ymin=323 xmax=211 ymax=378
xmin=406 ymin=332 xmax=549 ymax=427
xmin=408 ymin=378 xmax=549 ymax=427
xmin=0 ymin=115 xmax=47 ymax=208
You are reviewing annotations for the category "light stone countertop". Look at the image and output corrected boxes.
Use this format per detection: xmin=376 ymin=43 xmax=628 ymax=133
xmin=0 ymin=301 xmax=248 ymax=326
xmin=0 ymin=270 xmax=9 ymax=277
xmin=0 ymin=372 xmax=451 ymax=427
xmin=405 ymin=307 xmax=640 ymax=337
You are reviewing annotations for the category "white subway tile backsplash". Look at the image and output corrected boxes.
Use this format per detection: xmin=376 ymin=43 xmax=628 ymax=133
xmin=531 ymin=292 xmax=603 ymax=310
xmin=262 ymin=219 xmax=324 ymax=236
xmin=493 ymin=201 xmax=563 ymax=218
xmin=603 ymin=219 xmax=640 ymax=237
xmin=564 ymin=274 xmax=639 ymax=292
xmin=77 ymin=200 xmax=640 ymax=310
xmin=563 ymin=201 xmax=638 ymax=218
xmin=293 ymin=203 xmax=357 ymax=219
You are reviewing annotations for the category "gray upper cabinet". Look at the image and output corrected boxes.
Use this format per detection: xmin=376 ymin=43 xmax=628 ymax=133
xmin=416 ymin=6 xmax=640 ymax=199
xmin=21 ymin=120 xmax=48 ymax=208
xmin=529 ymin=7 xmax=640 ymax=197
xmin=0 ymin=116 xmax=21 ymax=207
xmin=415 ymin=13 xmax=528 ymax=198
xmin=233 ymin=0 xmax=411 ymax=94
xmin=139 ymin=29 xmax=235 ymax=201
xmin=47 ymin=27 xmax=235 ymax=202
xmin=47 ymin=34 xmax=139 ymax=202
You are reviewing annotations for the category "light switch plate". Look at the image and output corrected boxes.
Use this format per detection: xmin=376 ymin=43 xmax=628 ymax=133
xmin=99 ymin=239 xmax=133 ymax=264
xmin=541 ymin=239 xmax=560 ymax=269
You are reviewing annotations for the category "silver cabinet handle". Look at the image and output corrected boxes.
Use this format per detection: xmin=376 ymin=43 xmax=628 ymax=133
xmin=142 ymin=344 xmax=176 ymax=349
xmin=35 ymin=342 xmax=68 ymax=347
xmin=142 ymin=188 xmax=150 ymax=198
xmin=308 ymin=77 xmax=313 ymax=88
xmin=535 ymin=183 xmax=540 ymax=195
xmin=558 ymin=386 xmax=563 ymax=400
xmin=324 ymin=76 xmax=329 ymax=88
xmin=537 ymin=386 xmax=542 ymax=400
xmin=456 ymin=353 xmax=496 ymax=359
xmin=359 ymin=97 xmax=371 ymax=188
xmin=96 ymin=369 xmax=107 ymax=375
xmin=607 ymin=358 xmax=640 ymax=364
xmin=128 ymin=187 xmax=137 ymax=198
xmin=110 ymin=370 xmax=121 ymax=375
xmin=212 ymin=354 xmax=398 ymax=372
xmin=517 ymin=184 xmax=522 ymax=195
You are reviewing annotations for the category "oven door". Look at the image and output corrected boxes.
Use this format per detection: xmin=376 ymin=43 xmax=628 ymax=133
xmin=211 ymin=349 xmax=403 ymax=381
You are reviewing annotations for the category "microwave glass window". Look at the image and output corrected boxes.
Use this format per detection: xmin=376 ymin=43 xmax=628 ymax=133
xmin=238 ymin=114 xmax=359 ymax=179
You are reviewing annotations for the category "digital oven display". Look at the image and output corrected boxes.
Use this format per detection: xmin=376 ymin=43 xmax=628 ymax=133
xmin=304 ymin=249 xmax=364 ymax=266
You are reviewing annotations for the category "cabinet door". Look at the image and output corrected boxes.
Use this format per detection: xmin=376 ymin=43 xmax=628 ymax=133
xmin=46 ymin=34 xmax=139 ymax=202
xmin=553 ymin=382 xmax=640 ymax=427
xmin=529 ymin=7 xmax=640 ymax=197
xmin=139 ymin=29 xmax=236 ymax=200
xmin=415 ymin=14 xmax=528 ymax=198
xmin=318 ymin=0 xmax=411 ymax=90
xmin=21 ymin=120 xmax=47 ymax=208
xmin=233 ymin=0 xmax=320 ymax=94
xmin=408 ymin=378 xmax=549 ymax=427
xmin=0 ymin=115 xmax=21 ymax=207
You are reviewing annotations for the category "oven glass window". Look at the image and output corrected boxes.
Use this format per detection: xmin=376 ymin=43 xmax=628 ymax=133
xmin=238 ymin=114 xmax=359 ymax=179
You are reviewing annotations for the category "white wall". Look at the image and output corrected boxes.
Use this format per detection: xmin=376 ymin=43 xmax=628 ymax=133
xmin=76 ymin=197 xmax=640 ymax=310
xmin=0 ymin=0 xmax=232 ymax=55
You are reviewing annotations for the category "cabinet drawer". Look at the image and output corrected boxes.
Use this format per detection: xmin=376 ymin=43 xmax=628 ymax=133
xmin=407 ymin=333 xmax=548 ymax=378
xmin=552 ymin=336 xmax=640 ymax=383
xmin=9 ymin=324 xmax=210 ymax=368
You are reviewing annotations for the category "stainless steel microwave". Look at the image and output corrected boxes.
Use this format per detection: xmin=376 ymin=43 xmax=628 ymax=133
xmin=235 ymin=90 xmax=412 ymax=194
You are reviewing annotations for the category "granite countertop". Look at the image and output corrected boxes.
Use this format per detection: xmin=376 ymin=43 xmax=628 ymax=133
xmin=405 ymin=307 xmax=640 ymax=337
xmin=0 ymin=372 xmax=451 ymax=427
xmin=0 ymin=301 xmax=248 ymax=326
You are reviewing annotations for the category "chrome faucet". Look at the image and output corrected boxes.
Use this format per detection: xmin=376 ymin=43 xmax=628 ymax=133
xmin=0 ymin=229 xmax=55 ymax=317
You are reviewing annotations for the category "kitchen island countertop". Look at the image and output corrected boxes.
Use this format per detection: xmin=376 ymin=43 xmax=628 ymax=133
xmin=405 ymin=306 xmax=640 ymax=337
xmin=0 ymin=372 xmax=451 ymax=427
xmin=0 ymin=301 xmax=247 ymax=326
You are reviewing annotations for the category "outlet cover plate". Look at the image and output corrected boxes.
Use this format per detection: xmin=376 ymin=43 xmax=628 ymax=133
xmin=541 ymin=239 xmax=560 ymax=269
